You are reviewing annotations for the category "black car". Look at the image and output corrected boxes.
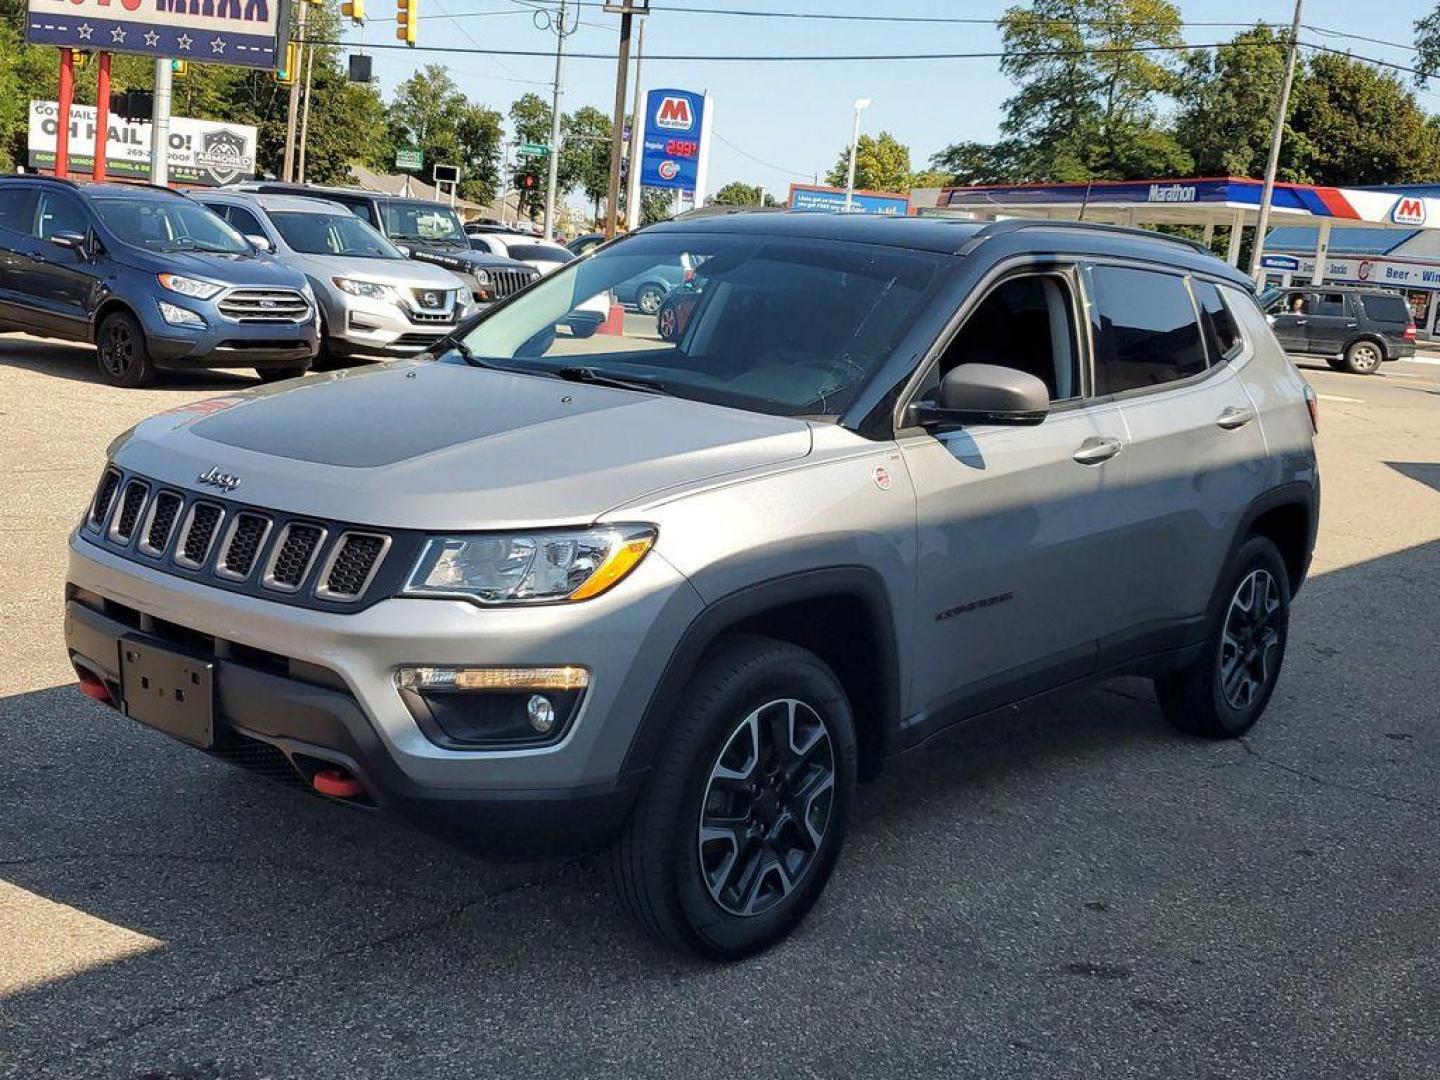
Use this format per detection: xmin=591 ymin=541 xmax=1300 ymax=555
xmin=0 ymin=177 xmax=318 ymax=387
xmin=1262 ymin=285 xmax=1417 ymax=374
xmin=229 ymin=183 xmax=539 ymax=306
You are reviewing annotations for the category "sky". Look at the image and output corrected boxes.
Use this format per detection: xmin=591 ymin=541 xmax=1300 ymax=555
xmin=339 ymin=0 xmax=1440 ymax=206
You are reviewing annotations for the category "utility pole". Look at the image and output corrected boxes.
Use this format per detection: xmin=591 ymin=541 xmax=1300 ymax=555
xmin=624 ymin=17 xmax=646 ymax=230
xmin=150 ymin=59 xmax=172 ymax=184
xmin=282 ymin=1 xmax=307 ymax=182
xmin=604 ymin=2 xmax=644 ymax=239
xmin=542 ymin=0 xmax=570 ymax=240
xmin=844 ymin=97 xmax=871 ymax=212
xmin=297 ymin=42 xmax=316 ymax=183
xmin=1249 ymin=0 xmax=1303 ymax=279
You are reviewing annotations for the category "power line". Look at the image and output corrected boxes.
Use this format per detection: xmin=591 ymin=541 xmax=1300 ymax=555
xmin=1303 ymin=24 xmax=1422 ymax=56
xmin=711 ymin=130 xmax=811 ymax=180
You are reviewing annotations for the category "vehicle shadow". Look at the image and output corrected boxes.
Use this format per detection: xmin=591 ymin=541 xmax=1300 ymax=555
xmin=0 ymin=334 xmax=262 ymax=391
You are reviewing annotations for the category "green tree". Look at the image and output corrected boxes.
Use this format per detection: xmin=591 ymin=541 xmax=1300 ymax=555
xmin=710 ymin=181 xmax=775 ymax=206
xmin=563 ymin=106 xmax=613 ymax=218
xmin=1174 ymin=26 xmax=1291 ymax=179
xmin=825 ymin=131 xmax=912 ymax=192
xmin=928 ymin=140 xmax=1027 ymax=185
xmin=388 ymin=64 xmax=502 ymax=203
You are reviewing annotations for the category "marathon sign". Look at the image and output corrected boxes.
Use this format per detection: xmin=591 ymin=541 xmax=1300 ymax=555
xmin=25 ymin=0 xmax=289 ymax=70
xmin=28 ymin=100 xmax=257 ymax=185
xmin=1147 ymin=183 xmax=1197 ymax=203
xmin=639 ymin=88 xmax=712 ymax=194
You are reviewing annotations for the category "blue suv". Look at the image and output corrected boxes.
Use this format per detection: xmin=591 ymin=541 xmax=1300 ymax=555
xmin=0 ymin=178 xmax=318 ymax=387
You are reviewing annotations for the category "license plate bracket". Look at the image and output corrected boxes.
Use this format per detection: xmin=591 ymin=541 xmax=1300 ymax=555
xmin=119 ymin=636 xmax=218 ymax=749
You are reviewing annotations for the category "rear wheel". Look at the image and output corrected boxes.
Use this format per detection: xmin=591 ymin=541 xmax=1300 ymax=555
xmin=636 ymin=284 xmax=665 ymax=316
xmin=1343 ymin=339 xmax=1383 ymax=375
xmin=1155 ymin=535 xmax=1291 ymax=738
xmin=609 ymin=637 xmax=857 ymax=960
xmin=95 ymin=311 xmax=155 ymax=388
xmin=657 ymin=304 xmax=679 ymax=341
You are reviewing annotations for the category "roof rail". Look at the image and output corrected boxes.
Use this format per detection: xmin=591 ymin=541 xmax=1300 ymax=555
xmin=0 ymin=174 xmax=79 ymax=189
xmin=958 ymin=217 xmax=1211 ymax=257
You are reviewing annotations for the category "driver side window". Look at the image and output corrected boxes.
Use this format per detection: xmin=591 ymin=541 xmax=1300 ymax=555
xmin=931 ymin=271 xmax=1081 ymax=403
xmin=35 ymin=190 xmax=89 ymax=241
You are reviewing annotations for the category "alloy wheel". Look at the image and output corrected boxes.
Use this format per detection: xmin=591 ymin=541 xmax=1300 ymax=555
xmin=638 ymin=288 xmax=663 ymax=315
xmin=657 ymin=306 xmax=677 ymax=339
xmin=1219 ymin=568 xmax=1284 ymax=710
xmin=100 ymin=323 xmax=135 ymax=379
xmin=697 ymin=698 xmax=836 ymax=917
xmin=1350 ymin=343 xmax=1381 ymax=371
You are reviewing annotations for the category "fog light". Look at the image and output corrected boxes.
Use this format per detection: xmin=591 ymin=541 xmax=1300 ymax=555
xmin=527 ymin=694 xmax=556 ymax=734
xmin=158 ymin=300 xmax=205 ymax=327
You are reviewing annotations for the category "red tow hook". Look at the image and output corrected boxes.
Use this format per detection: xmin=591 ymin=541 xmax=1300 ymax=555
xmin=77 ymin=672 xmax=112 ymax=705
xmin=312 ymin=768 xmax=363 ymax=799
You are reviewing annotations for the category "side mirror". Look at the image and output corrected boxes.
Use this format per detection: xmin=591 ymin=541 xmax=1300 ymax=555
xmin=245 ymin=234 xmax=272 ymax=253
xmin=395 ymin=243 xmax=413 ymax=258
xmin=50 ymin=231 xmax=86 ymax=252
xmin=912 ymin=363 xmax=1050 ymax=428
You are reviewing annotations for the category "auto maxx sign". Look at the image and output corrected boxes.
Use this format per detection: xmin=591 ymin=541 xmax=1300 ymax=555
xmin=25 ymin=0 xmax=289 ymax=70
xmin=29 ymin=100 xmax=257 ymax=186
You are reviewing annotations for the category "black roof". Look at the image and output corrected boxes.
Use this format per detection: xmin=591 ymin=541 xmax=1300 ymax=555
xmin=0 ymin=175 xmax=180 ymax=200
xmin=648 ymin=210 xmax=1252 ymax=287
xmin=233 ymin=182 xmax=443 ymax=205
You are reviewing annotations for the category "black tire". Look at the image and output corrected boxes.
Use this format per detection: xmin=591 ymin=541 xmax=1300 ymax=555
xmin=1325 ymin=357 xmax=1347 ymax=371
xmin=656 ymin=303 xmax=679 ymax=341
xmin=1155 ymin=535 xmax=1292 ymax=739
xmin=95 ymin=311 xmax=156 ymax=388
xmin=1343 ymin=338 xmax=1384 ymax=375
xmin=256 ymin=364 xmax=309 ymax=383
xmin=609 ymin=636 xmax=858 ymax=960
xmin=636 ymin=284 xmax=665 ymax=316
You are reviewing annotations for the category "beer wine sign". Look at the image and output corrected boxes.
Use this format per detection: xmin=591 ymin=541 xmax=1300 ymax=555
xmin=25 ymin=0 xmax=290 ymax=70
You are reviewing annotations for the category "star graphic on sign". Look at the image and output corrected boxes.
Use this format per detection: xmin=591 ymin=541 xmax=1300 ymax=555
xmin=210 ymin=37 xmax=225 ymax=54
xmin=110 ymin=26 xmax=125 ymax=43
xmin=76 ymin=22 xmax=92 ymax=40
xmin=176 ymin=33 xmax=193 ymax=50
xmin=143 ymin=30 xmax=159 ymax=46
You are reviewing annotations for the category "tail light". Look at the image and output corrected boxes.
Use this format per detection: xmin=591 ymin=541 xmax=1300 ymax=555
xmin=1303 ymin=383 xmax=1319 ymax=434
xmin=1404 ymin=322 xmax=1417 ymax=341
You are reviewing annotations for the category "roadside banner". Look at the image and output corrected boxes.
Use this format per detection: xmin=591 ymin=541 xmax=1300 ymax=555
xmin=28 ymin=100 xmax=258 ymax=186
xmin=24 ymin=0 xmax=289 ymax=70
xmin=639 ymin=88 xmax=712 ymax=197
xmin=788 ymin=183 xmax=911 ymax=216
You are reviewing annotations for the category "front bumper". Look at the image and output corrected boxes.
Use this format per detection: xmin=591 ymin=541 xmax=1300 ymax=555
xmin=321 ymin=291 xmax=465 ymax=358
xmin=142 ymin=301 xmax=319 ymax=369
xmin=64 ymin=533 xmax=705 ymax=855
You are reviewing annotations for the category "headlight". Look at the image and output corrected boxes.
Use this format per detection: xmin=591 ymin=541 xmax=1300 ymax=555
xmin=157 ymin=273 xmax=222 ymax=300
xmin=157 ymin=300 xmax=205 ymax=327
xmin=403 ymin=525 xmax=656 ymax=605
xmin=470 ymin=268 xmax=492 ymax=285
xmin=332 ymin=277 xmax=397 ymax=301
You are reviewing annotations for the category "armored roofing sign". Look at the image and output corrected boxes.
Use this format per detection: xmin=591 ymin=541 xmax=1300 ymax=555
xmin=25 ymin=0 xmax=290 ymax=70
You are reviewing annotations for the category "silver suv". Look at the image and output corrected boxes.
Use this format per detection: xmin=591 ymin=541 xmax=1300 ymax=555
xmin=64 ymin=215 xmax=1319 ymax=960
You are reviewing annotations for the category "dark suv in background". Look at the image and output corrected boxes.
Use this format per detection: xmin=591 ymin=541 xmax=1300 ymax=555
xmin=0 ymin=177 xmax=317 ymax=387
xmin=1262 ymin=284 xmax=1416 ymax=374
xmin=230 ymin=183 xmax=539 ymax=306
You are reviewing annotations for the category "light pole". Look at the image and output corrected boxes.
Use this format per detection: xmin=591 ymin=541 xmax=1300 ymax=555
xmin=844 ymin=97 xmax=871 ymax=213
xmin=540 ymin=0 xmax=574 ymax=241
xmin=1248 ymin=0 xmax=1303 ymax=279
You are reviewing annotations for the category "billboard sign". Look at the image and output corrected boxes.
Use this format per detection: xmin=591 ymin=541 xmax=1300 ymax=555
xmin=788 ymin=183 xmax=910 ymax=216
xmin=24 ymin=0 xmax=289 ymax=70
xmin=28 ymin=100 xmax=257 ymax=186
xmin=640 ymin=88 xmax=712 ymax=195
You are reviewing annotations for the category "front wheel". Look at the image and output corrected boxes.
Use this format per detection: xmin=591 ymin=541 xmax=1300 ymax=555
xmin=636 ymin=284 xmax=665 ymax=316
xmin=1155 ymin=535 xmax=1291 ymax=738
xmin=609 ymin=637 xmax=857 ymax=960
xmin=95 ymin=311 xmax=156 ymax=388
xmin=1343 ymin=339 xmax=1384 ymax=375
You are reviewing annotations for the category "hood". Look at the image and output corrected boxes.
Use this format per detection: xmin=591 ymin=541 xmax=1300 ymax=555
xmin=111 ymin=361 xmax=812 ymax=531
xmin=119 ymin=246 xmax=308 ymax=289
xmin=290 ymin=253 xmax=466 ymax=291
xmin=409 ymin=246 xmax=533 ymax=276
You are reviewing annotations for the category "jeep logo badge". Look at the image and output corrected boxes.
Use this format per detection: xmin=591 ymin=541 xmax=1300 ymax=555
xmin=197 ymin=466 xmax=242 ymax=493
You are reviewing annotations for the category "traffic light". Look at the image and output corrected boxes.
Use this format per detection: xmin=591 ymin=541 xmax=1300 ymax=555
xmin=170 ymin=59 xmax=187 ymax=77
xmin=519 ymin=171 xmax=540 ymax=192
xmin=276 ymin=41 xmax=299 ymax=85
xmin=395 ymin=0 xmax=418 ymax=45
xmin=341 ymin=0 xmax=364 ymax=21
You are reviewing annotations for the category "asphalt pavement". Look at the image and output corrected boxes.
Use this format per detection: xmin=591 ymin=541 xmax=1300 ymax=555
xmin=1 ymin=336 xmax=1438 ymax=1079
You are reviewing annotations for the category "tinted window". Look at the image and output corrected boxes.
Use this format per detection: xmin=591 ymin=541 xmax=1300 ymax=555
xmin=1361 ymin=294 xmax=1409 ymax=323
xmin=1192 ymin=280 xmax=1243 ymax=362
xmin=224 ymin=205 xmax=266 ymax=238
xmin=379 ymin=201 xmax=467 ymax=242
xmin=36 ymin=190 xmax=89 ymax=240
xmin=506 ymin=243 xmax=573 ymax=264
xmin=269 ymin=211 xmax=401 ymax=258
xmin=1312 ymin=292 xmax=1346 ymax=317
xmin=937 ymin=274 xmax=1079 ymax=402
xmin=468 ymin=235 xmax=502 ymax=255
xmin=1090 ymin=266 xmax=1207 ymax=394
xmin=0 ymin=187 xmax=37 ymax=234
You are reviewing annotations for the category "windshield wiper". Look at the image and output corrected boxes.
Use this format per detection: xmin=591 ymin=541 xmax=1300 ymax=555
xmin=555 ymin=366 xmax=668 ymax=395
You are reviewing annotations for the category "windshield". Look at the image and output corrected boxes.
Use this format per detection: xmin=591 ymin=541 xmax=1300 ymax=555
xmin=94 ymin=198 xmax=249 ymax=254
xmin=270 ymin=211 xmax=401 ymax=259
xmin=453 ymin=232 xmax=945 ymax=417
xmin=380 ymin=201 xmax=467 ymax=243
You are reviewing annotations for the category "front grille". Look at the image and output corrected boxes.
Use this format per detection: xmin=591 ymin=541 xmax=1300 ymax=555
xmin=410 ymin=287 xmax=452 ymax=311
xmin=89 ymin=467 xmax=122 ymax=529
xmin=264 ymin=523 xmax=325 ymax=592
xmin=138 ymin=491 xmax=184 ymax=557
xmin=392 ymin=332 xmax=446 ymax=348
xmin=489 ymin=270 xmax=537 ymax=299
xmin=176 ymin=502 xmax=225 ymax=569
xmin=217 ymin=288 xmax=310 ymax=323
xmin=110 ymin=480 xmax=149 ymax=543
xmin=317 ymin=533 xmax=390 ymax=601
xmin=216 ymin=512 xmax=272 ymax=581
xmin=210 ymin=735 xmax=310 ymax=790
xmin=407 ymin=310 xmax=455 ymax=325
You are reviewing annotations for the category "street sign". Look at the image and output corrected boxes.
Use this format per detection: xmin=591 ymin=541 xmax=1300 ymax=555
xmin=519 ymin=142 xmax=550 ymax=157
xmin=395 ymin=146 xmax=423 ymax=170
xmin=24 ymin=0 xmax=288 ymax=70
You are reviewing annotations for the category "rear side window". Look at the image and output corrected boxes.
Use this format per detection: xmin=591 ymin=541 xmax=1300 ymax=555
xmin=1312 ymin=292 xmax=1346 ymax=317
xmin=0 ymin=187 xmax=37 ymax=234
xmin=224 ymin=206 xmax=266 ymax=238
xmin=1361 ymin=294 xmax=1409 ymax=323
xmin=1089 ymin=265 xmax=1208 ymax=395
xmin=1192 ymin=280 xmax=1243 ymax=362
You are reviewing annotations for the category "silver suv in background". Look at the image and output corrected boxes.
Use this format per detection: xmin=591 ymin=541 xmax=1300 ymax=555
xmin=191 ymin=191 xmax=472 ymax=366
xmin=64 ymin=215 xmax=1319 ymax=960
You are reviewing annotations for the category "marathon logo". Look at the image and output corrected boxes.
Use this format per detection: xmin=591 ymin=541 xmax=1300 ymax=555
xmin=654 ymin=97 xmax=695 ymax=132
xmin=1147 ymin=183 xmax=1197 ymax=204
xmin=1393 ymin=197 xmax=1427 ymax=226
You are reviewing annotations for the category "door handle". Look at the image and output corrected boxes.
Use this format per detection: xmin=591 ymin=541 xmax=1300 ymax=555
xmin=1216 ymin=406 xmax=1255 ymax=430
xmin=1073 ymin=436 xmax=1123 ymax=465
xmin=1294 ymin=317 xmax=1308 ymax=325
